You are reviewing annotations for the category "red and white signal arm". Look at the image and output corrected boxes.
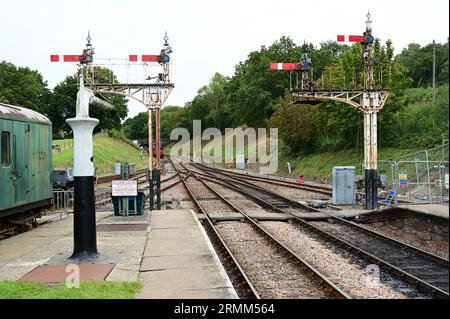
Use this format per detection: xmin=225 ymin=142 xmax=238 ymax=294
xmin=129 ymin=55 xmax=159 ymax=62
xmin=270 ymin=63 xmax=298 ymax=71
xmin=50 ymin=55 xmax=83 ymax=62
xmin=337 ymin=35 xmax=364 ymax=43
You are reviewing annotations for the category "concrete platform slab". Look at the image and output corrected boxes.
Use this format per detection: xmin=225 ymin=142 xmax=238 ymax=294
xmin=138 ymin=287 xmax=236 ymax=299
xmin=137 ymin=210 xmax=237 ymax=299
xmin=141 ymin=254 xmax=216 ymax=271
xmin=97 ymin=224 xmax=148 ymax=232
xmin=148 ymin=227 xmax=204 ymax=240
xmin=99 ymin=211 xmax=150 ymax=224
xmin=0 ymin=211 xmax=145 ymax=282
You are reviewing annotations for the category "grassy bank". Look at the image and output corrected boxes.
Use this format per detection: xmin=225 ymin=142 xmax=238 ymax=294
xmin=52 ymin=136 xmax=148 ymax=177
xmin=278 ymin=147 xmax=421 ymax=181
xmin=166 ymin=135 xmax=421 ymax=181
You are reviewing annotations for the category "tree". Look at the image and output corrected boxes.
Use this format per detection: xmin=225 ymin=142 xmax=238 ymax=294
xmin=123 ymin=112 xmax=149 ymax=140
xmin=0 ymin=61 xmax=51 ymax=114
xmin=48 ymin=67 xmax=128 ymax=138
xmin=397 ymin=40 xmax=449 ymax=87
xmin=185 ymin=73 xmax=230 ymax=132
xmin=160 ymin=106 xmax=189 ymax=139
xmin=268 ymin=94 xmax=317 ymax=152
xmin=123 ymin=106 xmax=188 ymax=141
xmin=226 ymin=37 xmax=301 ymax=127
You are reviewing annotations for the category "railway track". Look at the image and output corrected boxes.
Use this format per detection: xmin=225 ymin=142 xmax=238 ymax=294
xmin=170 ymin=157 xmax=349 ymax=299
xmin=96 ymin=169 xmax=147 ymax=184
xmin=192 ymin=163 xmax=333 ymax=196
xmin=311 ymin=218 xmax=449 ymax=293
xmin=190 ymin=163 xmax=421 ymax=206
xmin=187 ymin=162 xmax=319 ymax=213
xmin=174 ymin=158 xmax=449 ymax=299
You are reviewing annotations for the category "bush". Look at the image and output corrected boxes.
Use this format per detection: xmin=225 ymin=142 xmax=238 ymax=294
xmin=314 ymin=134 xmax=346 ymax=152
xmin=398 ymin=85 xmax=449 ymax=148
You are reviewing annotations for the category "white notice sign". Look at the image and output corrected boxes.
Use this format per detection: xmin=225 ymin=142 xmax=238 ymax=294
xmin=445 ymin=174 xmax=449 ymax=190
xmin=112 ymin=180 xmax=138 ymax=196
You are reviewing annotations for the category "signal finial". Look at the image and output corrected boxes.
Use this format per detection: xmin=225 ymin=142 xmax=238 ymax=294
xmin=86 ymin=31 xmax=92 ymax=47
xmin=164 ymin=31 xmax=169 ymax=47
xmin=366 ymin=11 xmax=372 ymax=32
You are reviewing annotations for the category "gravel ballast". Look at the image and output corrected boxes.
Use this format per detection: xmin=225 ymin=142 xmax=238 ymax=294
xmin=260 ymin=221 xmax=429 ymax=299
xmin=216 ymin=221 xmax=337 ymax=299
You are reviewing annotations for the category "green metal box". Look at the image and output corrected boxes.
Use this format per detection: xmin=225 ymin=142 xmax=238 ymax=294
xmin=112 ymin=191 xmax=146 ymax=216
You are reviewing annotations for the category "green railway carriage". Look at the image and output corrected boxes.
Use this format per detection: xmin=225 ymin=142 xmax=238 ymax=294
xmin=0 ymin=103 xmax=53 ymax=218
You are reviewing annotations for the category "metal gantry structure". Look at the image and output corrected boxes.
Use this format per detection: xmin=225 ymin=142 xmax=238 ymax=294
xmin=51 ymin=32 xmax=174 ymax=210
xmin=270 ymin=12 xmax=390 ymax=210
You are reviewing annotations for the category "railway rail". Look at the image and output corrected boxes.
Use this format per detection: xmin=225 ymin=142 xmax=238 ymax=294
xmin=193 ymin=163 xmax=333 ymax=196
xmin=190 ymin=163 xmax=421 ymax=207
xmin=96 ymin=168 xmax=147 ymax=184
xmin=172 ymin=158 xmax=449 ymax=299
xmin=169 ymin=157 xmax=349 ymax=299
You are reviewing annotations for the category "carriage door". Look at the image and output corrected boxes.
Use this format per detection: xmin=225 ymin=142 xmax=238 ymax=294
xmin=1 ymin=129 xmax=14 ymax=209
xmin=12 ymin=123 xmax=30 ymax=204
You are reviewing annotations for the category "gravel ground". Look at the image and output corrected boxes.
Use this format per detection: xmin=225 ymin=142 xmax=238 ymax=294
xmin=184 ymin=178 xmax=232 ymax=212
xmin=204 ymin=180 xmax=267 ymax=212
xmin=260 ymin=221 xmax=418 ymax=299
xmin=309 ymin=220 xmax=445 ymax=296
xmin=249 ymin=180 xmax=328 ymax=202
xmin=216 ymin=221 xmax=337 ymax=299
xmin=188 ymin=163 xmax=330 ymax=205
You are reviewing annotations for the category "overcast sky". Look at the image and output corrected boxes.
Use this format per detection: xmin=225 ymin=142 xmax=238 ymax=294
xmin=1 ymin=0 xmax=448 ymax=118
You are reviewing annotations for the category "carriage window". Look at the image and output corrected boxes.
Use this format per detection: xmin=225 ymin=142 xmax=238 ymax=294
xmin=1 ymin=132 xmax=10 ymax=166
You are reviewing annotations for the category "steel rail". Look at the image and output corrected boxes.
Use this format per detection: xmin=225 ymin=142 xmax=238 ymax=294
xmin=186 ymin=161 xmax=449 ymax=299
xmin=188 ymin=164 xmax=319 ymax=212
xmin=161 ymin=174 xmax=191 ymax=192
xmin=192 ymin=162 xmax=333 ymax=195
xmin=96 ymin=169 xmax=147 ymax=184
xmin=179 ymin=162 xmax=350 ymax=299
xmin=331 ymin=216 xmax=449 ymax=265
xmin=161 ymin=173 xmax=178 ymax=183
xmin=169 ymin=157 xmax=260 ymax=299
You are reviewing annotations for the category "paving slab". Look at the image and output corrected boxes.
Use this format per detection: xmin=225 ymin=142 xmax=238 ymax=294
xmin=0 ymin=211 xmax=145 ymax=282
xmin=0 ymin=208 xmax=237 ymax=299
xmin=141 ymin=254 xmax=216 ymax=271
xmin=138 ymin=287 xmax=235 ymax=299
xmin=137 ymin=210 xmax=237 ymax=299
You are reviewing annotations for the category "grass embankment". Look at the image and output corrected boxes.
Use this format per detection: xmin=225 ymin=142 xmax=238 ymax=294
xmin=0 ymin=281 xmax=142 ymax=299
xmin=166 ymin=135 xmax=420 ymax=181
xmin=53 ymin=136 xmax=148 ymax=177
xmin=278 ymin=147 xmax=421 ymax=181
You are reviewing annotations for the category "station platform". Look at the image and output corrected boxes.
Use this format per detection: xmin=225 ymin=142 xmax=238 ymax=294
xmin=397 ymin=204 xmax=449 ymax=219
xmin=0 ymin=209 xmax=237 ymax=299
xmin=137 ymin=210 xmax=236 ymax=298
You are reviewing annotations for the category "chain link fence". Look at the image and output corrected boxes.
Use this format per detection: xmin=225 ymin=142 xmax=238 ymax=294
xmin=373 ymin=143 xmax=449 ymax=206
